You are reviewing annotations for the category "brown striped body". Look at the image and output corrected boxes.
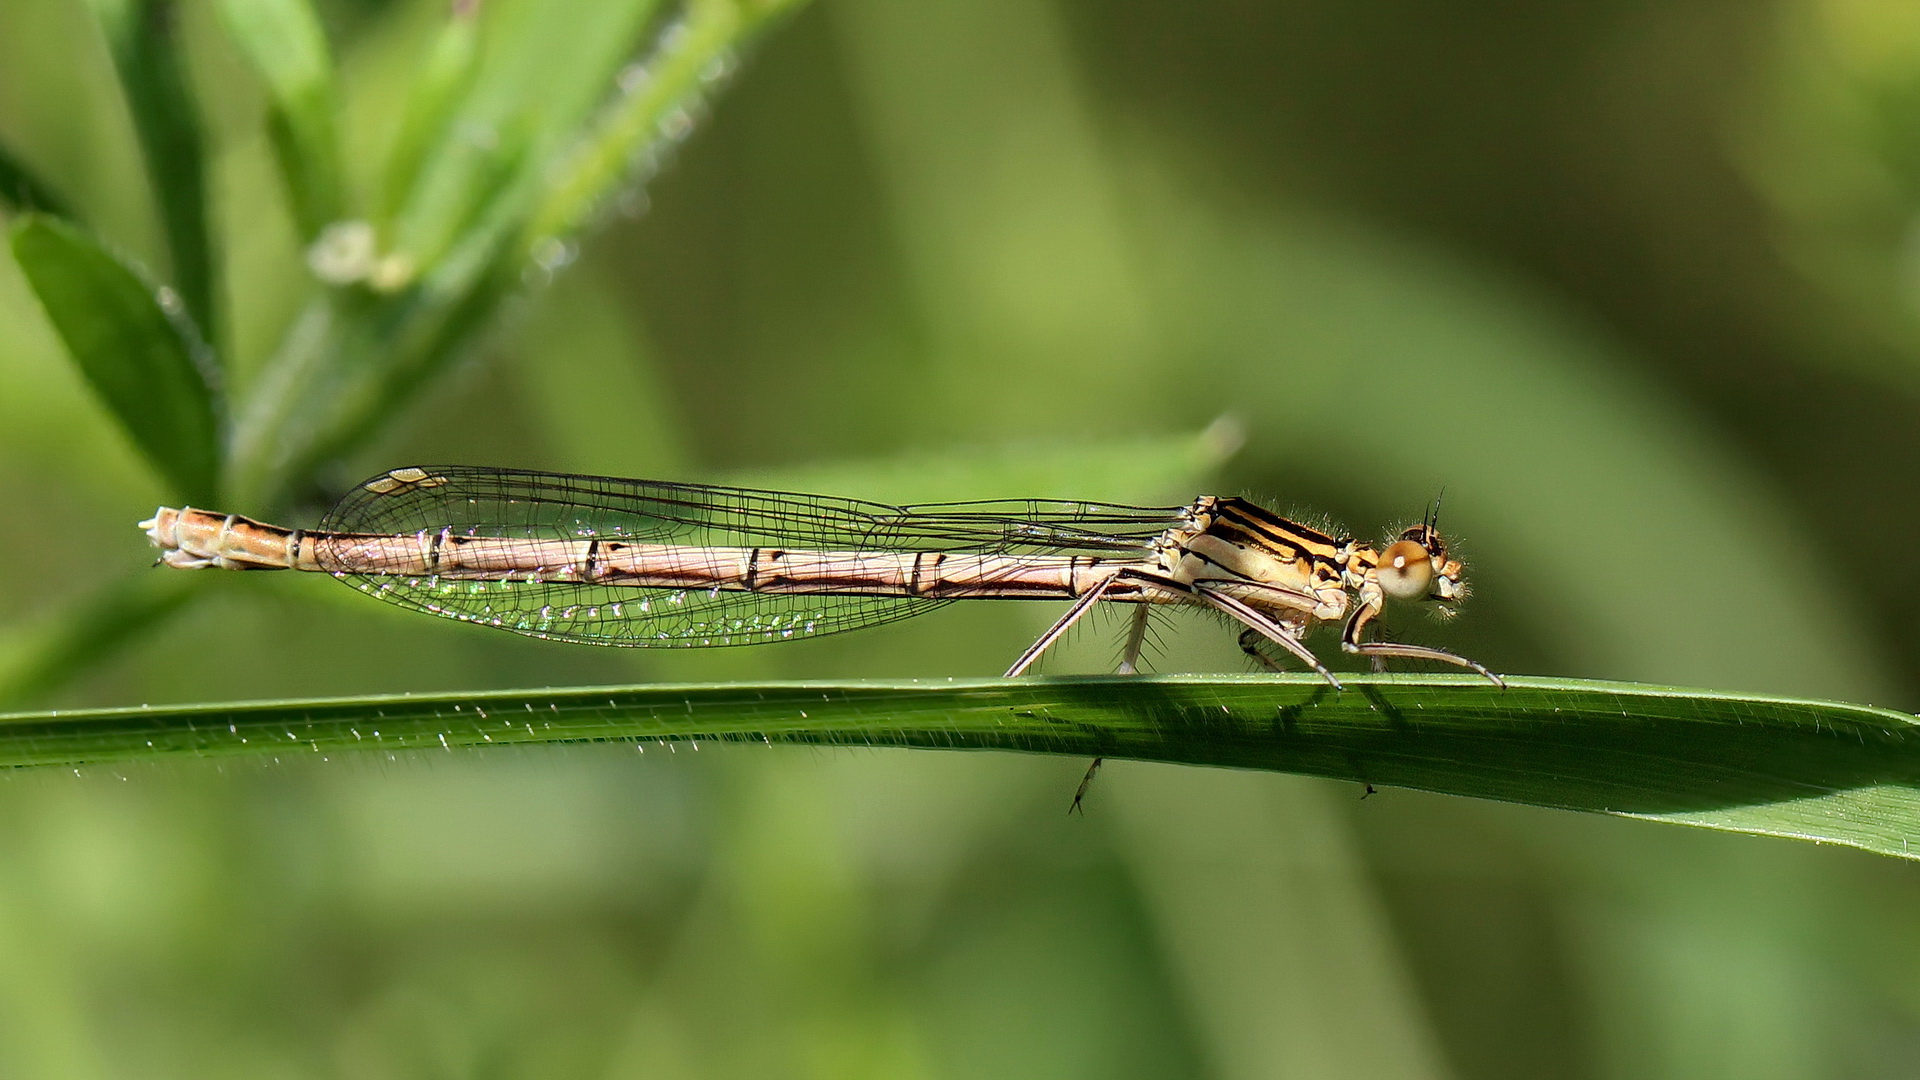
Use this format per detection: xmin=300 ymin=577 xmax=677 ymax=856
xmin=141 ymin=468 xmax=1493 ymax=690
xmin=143 ymin=507 xmax=1167 ymax=603
xmin=144 ymin=498 xmax=1358 ymax=623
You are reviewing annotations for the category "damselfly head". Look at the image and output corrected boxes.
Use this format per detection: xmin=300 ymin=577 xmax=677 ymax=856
xmin=1379 ymin=523 xmax=1467 ymax=609
xmin=1396 ymin=522 xmax=1446 ymax=562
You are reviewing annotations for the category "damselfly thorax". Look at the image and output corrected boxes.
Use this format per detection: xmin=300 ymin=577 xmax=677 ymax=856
xmin=142 ymin=467 xmax=1500 ymax=691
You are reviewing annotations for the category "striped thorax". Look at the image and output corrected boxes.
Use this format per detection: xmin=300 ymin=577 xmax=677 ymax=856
xmin=1146 ymin=496 xmax=1472 ymax=661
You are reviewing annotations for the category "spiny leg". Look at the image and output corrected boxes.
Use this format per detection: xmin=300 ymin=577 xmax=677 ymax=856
xmin=1069 ymin=757 xmax=1104 ymax=815
xmin=1361 ymin=613 xmax=1388 ymax=672
xmin=1194 ymin=586 xmax=1342 ymax=690
xmin=1238 ymin=626 xmax=1287 ymax=673
xmin=1346 ymin=639 xmax=1506 ymax=688
xmin=1004 ymin=572 xmax=1123 ymax=677
xmin=1231 ymin=586 xmax=1320 ymax=673
xmin=1070 ymin=589 xmax=1159 ymax=813
xmin=1340 ymin=604 xmax=1504 ymax=687
xmin=1240 ymin=620 xmax=1355 ymax=678
xmin=1116 ymin=603 xmax=1151 ymax=675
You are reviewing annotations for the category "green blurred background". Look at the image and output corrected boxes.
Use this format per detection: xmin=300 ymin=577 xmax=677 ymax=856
xmin=6 ymin=0 xmax=1920 ymax=1075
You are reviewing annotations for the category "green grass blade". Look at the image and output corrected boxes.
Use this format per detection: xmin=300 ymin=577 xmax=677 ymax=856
xmin=10 ymin=214 xmax=224 ymax=504
xmin=7 ymin=675 xmax=1919 ymax=859
xmin=215 ymin=0 xmax=345 ymax=242
xmin=86 ymin=0 xmax=218 ymax=351
xmin=0 ymin=138 xmax=73 ymax=217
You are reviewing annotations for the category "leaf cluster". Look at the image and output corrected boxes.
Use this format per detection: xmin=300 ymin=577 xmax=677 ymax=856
xmin=1 ymin=0 xmax=805 ymax=698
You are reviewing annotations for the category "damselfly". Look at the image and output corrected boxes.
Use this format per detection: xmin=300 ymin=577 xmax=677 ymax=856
xmin=141 ymin=466 xmax=1500 ymax=689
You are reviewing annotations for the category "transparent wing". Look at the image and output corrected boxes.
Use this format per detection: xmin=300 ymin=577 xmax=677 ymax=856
xmin=340 ymin=575 xmax=949 ymax=646
xmin=892 ymin=498 xmax=1189 ymax=554
xmin=317 ymin=466 xmax=1183 ymax=647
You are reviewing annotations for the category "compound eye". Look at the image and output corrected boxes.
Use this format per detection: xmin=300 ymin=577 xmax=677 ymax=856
xmin=1378 ymin=539 xmax=1435 ymax=601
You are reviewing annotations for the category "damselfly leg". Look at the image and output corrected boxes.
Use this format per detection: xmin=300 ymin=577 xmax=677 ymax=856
xmin=1116 ymin=604 xmax=1150 ymax=676
xmin=1053 ymin=574 xmax=1341 ymax=814
xmin=1340 ymin=591 xmax=1506 ymax=687
xmin=1345 ymin=639 xmax=1506 ymax=687
xmin=1004 ymin=571 xmax=1129 ymax=677
xmin=1028 ymin=577 xmax=1157 ymax=814
xmin=1191 ymin=585 xmax=1342 ymax=688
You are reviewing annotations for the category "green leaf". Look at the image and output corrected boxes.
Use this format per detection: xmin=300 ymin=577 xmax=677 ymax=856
xmin=524 ymin=0 xmax=805 ymax=250
xmin=4 ymin=676 xmax=1918 ymax=859
xmin=231 ymin=0 xmax=817 ymax=503
xmin=392 ymin=0 xmax=664 ymax=267
xmin=86 ymin=0 xmax=219 ymax=351
xmin=10 ymin=215 xmax=224 ymax=504
xmin=379 ymin=3 xmax=480 ymax=222
xmin=383 ymin=115 xmax=534 ymax=281
xmin=0 ymin=139 xmax=73 ymax=217
xmin=235 ymin=0 xmax=675 ymax=497
xmin=215 ymin=0 xmax=345 ymax=242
